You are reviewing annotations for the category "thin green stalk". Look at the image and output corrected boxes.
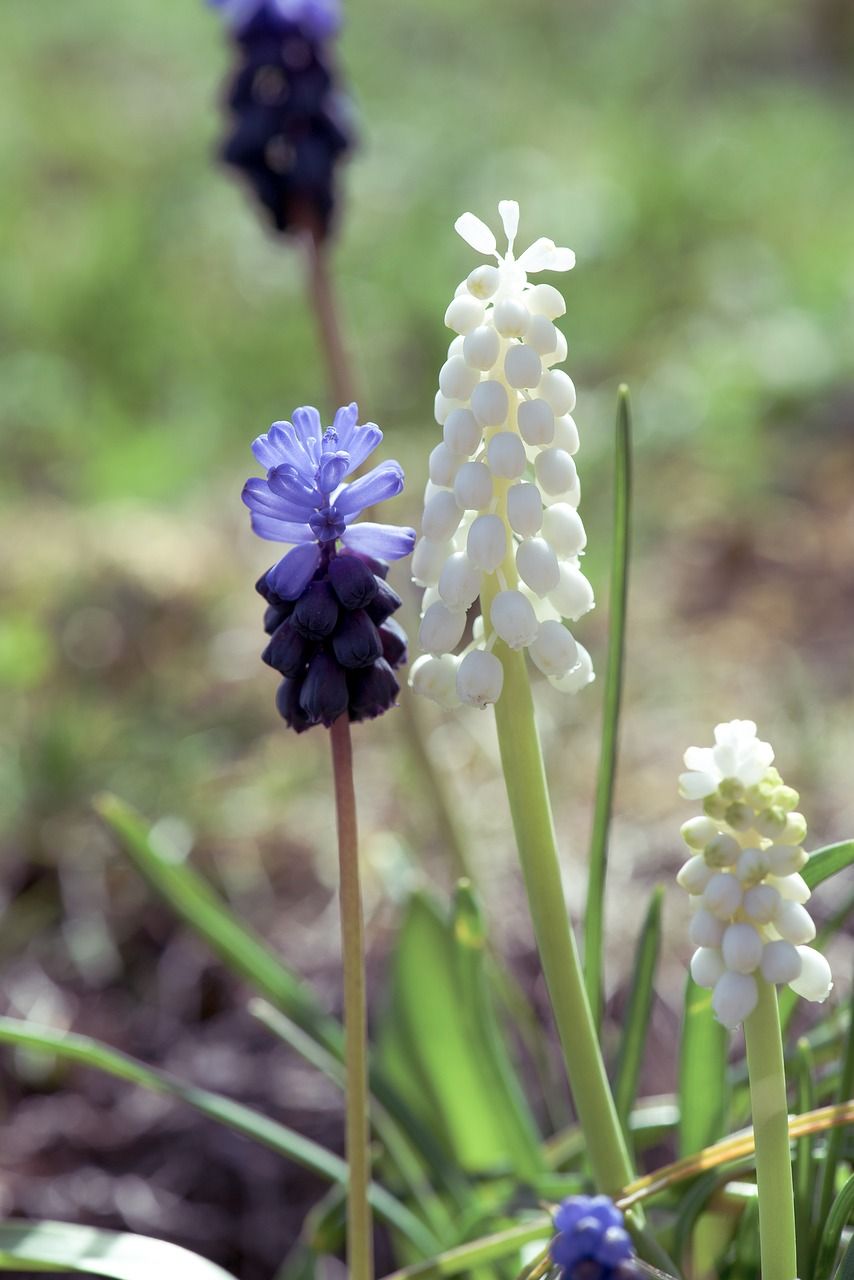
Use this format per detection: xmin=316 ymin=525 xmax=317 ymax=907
xmin=330 ymin=714 xmax=374 ymax=1280
xmin=743 ymin=979 xmax=797 ymax=1280
xmin=584 ymin=386 xmax=632 ymax=1031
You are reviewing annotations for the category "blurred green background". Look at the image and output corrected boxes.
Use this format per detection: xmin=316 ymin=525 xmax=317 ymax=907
xmin=1 ymin=0 xmax=853 ymax=1275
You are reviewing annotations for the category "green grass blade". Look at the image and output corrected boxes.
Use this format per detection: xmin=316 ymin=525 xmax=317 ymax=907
xmin=793 ymin=1038 xmax=816 ymax=1280
xmin=0 ymin=1017 xmax=438 ymax=1257
xmin=834 ymin=1233 xmax=854 ymax=1280
xmin=0 ymin=1220 xmax=238 ymax=1278
xmin=378 ymin=1218 xmax=552 ymax=1280
xmin=615 ymin=887 xmax=663 ymax=1135
xmin=678 ymin=976 xmax=728 ymax=1157
xmin=802 ymin=841 xmax=854 ymax=890
xmin=584 ymin=385 xmax=632 ymax=1031
xmin=813 ymin=1173 xmax=854 ymax=1280
xmin=813 ymin=981 xmax=854 ymax=1269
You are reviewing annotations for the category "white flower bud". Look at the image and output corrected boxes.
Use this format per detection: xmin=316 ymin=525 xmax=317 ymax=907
xmin=428 ymin=442 xmax=459 ymax=487
xmin=434 ymin=391 xmax=453 ymax=425
xmin=722 ymin=923 xmax=763 ymax=974
xmin=765 ymin=844 xmax=809 ymax=876
xmin=541 ymin=503 xmax=586 ymax=557
xmin=409 ymin=653 xmax=460 ymax=708
xmin=456 ymin=648 xmax=504 ymax=708
xmin=467 ymin=514 xmax=507 ymax=572
xmin=470 ymin=380 xmax=509 ymax=427
xmin=439 ymin=356 xmax=480 ymax=401
xmin=736 ymin=847 xmax=769 ymax=886
xmin=507 ymin=483 xmax=543 ymax=537
xmin=444 ymin=294 xmax=485 ymax=334
xmin=712 ymin=971 xmax=758 ymax=1029
xmin=774 ymin=900 xmax=816 ymax=946
xmin=677 ymin=856 xmax=714 ymax=894
xmin=545 ymin=328 xmax=569 ymax=366
xmin=525 ymin=283 xmax=566 ymax=319
xmin=505 ymin=344 xmax=543 ymax=389
xmin=443 ymin=407 xmax=483 ymax=457
xmin=516 ymin=537 xmax=560 ymax=595
xmin=549 ymin=562 xmax=594 ymax=620
xmin=422 ymin=490 xmax=462 ymax=541
xmin=552 ymin=414 xmax=580 ymax=454
xmin=548 ymin=641 xmax=594 ymax=693
xmin=742 ymin=884 xmax=780 ymax=924
xmin=780 ymin=812 xmax=808 ymax=845
xmin=487 ymin=431 xmax=527 ymax=479
xmin=767 ymin=872 xmax=810 ymax=903
xmin=788 ymin=947 xmax=832 ymax=1003
xmin=463 ymin=325 xmax=501 ymax=371
xmin=538 ymin=369 xmax=577 ymax=415
xmin=412 ymin=536 xmax=452 ymax=587
xmin=528 ymin=619 xmax=578 ymax=677
xmin=689 ymin=908 xmax=725 ymax=948
xmin=517 ymin=398 xmax=555 ymax=446
xmin=691 ymin=946 xmax=725 ymax=988
xmin=466 ymin=265 xmax=500 ymax=299
xmin=454 ymin=460 xmax=493 ymax=511
xmin=490 ymin=589 xmax=539 ymax=650
xmin=438 ymin=553 xmax=481 ymax=612
xmin=703 ymin=872 xmax=742 ymax=920
xmin=493 ymin=297 xmax=528 ymax=338
xmin=525 ymin=313 xmax=558 ymax=355
xmin=535 ymin=448 xmax=577 ymax=496
xmin=760 ymin=939 xmax=802 ymax=985
xmin=704 ymin=832 xmax=740 ymax=868
xmin=681 ymin=816 xmax=720 ymax=851
xmin=448 ymin=334 xmax=465 ymax=358
xmin=418 ymin=601 xmax=467 ymax=655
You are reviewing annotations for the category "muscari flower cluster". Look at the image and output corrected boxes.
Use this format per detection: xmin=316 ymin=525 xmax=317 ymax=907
xmin=678 ymin=720 xmax=833 ymax=1029
xmin=243 ymin=404 xmax=415 ymax=732
xmin=410 ymin=201 xmax=595 ymax=711
xmin=210 ymin=0 xmax=352 ymax=239
xmin=550 ymin=1195 xmax=640 ymax=1280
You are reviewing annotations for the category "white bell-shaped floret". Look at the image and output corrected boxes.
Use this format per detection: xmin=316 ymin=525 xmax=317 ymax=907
xmin=409 ymin=654 xmax=460 ymax=709
xmin=704 ymin=833 xmax=740 ymax=867
xmin=689 ymin=908 xmax=725 ymax=948
xmin=779 ymin=812 xmax=808 ymax=845
xmin=412 ymin=536 xmax=453 ymax=587
xmin=788 ymin=947 xmax=832 ymax=1002
xmin=454 ymin=460 xmax=493 ymax=511
xmin=470 ymin=380 xmax=509 ymax=427
xmin=434 ymin=392 xmax=453 ymax=425
xmin=428 ymin=442 xmax=459 ymax=488
xmin=525 ymin=282 xmax=565 ymax=319
xmin=444 ymin=294 xmax=485 ymax=334
xmin=443 ymin=407 xmax=483 ymax=457
xmin=765 ymin=844 xmax=809 ymax=876
xmin=736 ymin=848 xmax=769 ymax=885
xmin=722 ymin=923 xmax=763 ymax=974
xmin=467 ymin=265 xmax=500 ymax=299
xmin=422 ymin=490 xmax=462 ymax=542
xmin=438 ymin=553 xmax=481 ymax=612
xmin=774 ymin=900 xmax=816 ymax=945
xmin=517 ymin=398 xmax=555 ymax=446
xmin=767 ymin=872 xmax=810 ymax=903
xmin=677 ymin=856 xmax=714 ymax=894
xmin=691 ymin=946 xmax=725 ymax=989
xmin=760 ymin=939 xmax=802 ymax=985
xmin=535 ymin=448 xmax=577 ymax=496
xmin=418 ymin=601 xmax=467 ymax=656
xmin=545 ymin=329 xmax=569 ymax=367
xmin=553 ymin=414 xmax=580 ymax=454
xmin=487 ymin=431 xmax=527 ymax=480
xmin=528 ymin=620 xmax=578 ymax=677
xmin=703 ymin=872 xmax=743 ymax=920
xmin=447 ymin=334 xmax=465 ymax=358
xmin=467 ymin=514 xmax=507 ymax=572
xmin=439 ymin=356 xmax=480 ymax=401
xmin=456 ymin=648 xmax=503 ymax=708
xmin=742 ymin=884 xmax=780 ymax=925
xmin=538 ymin=369 xmax=576 ymax=415
xmin=505 ymin=344 xmax=543 ymax=390
xmin=548 ymin=642 xmax=594 ymax=693
xmin=680 ymin=816 xmax=720 ymax=851
xmin=493 ymin=297 xmax=528 ymax=338
xmin=507 ymin=483 xmax=543 ymax=537
xmin=712 ymin=971 xmax=758 ymax=1029
xmin=463 ymin=325 xmax=501 ymax=371
xmin=516 ymin=537 xmax=560 ymax=595
xmin=542 ymin=503 xmax=586 ymax=557
xmin=490 ymin=589 xmax=539 ymax=650
xmin=525 ymin=313 xmax=558 ymax=355
xmin=549 ymin=563 xmax=594 ymax=619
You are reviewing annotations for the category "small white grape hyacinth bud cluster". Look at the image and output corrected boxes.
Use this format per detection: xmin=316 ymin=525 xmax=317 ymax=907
xmin=410 ymin=200 xmax=595 ymax=710
xmin=678 ymin=720 xmax=832 ymax=1030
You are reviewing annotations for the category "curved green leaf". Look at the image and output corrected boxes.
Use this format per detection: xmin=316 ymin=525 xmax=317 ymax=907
xmin=615 ymin=887 xmax=663 ymax=1135
xmin=678 ymin=977 xmax=728 ymax=1157
xmin=803 ymin=841 xmax=854 ymax=891
xmin=0 ymin=1220 xmax=236 ymax=1278
xmin=813 ymin=1172 xmax=854 ymax=1280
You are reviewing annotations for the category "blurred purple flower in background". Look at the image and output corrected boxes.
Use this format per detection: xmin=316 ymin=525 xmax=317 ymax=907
xmin=550 ymin=1195 xmax=640 ymax=1280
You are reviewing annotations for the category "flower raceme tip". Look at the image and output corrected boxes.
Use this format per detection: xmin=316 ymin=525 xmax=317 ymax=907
xmin=550 ymin=1195 xmax=640 ymax=1280
xmin=678 ymin=720 xmax=832 ymax=1029
xmin=243 ymin=404 xmax=415 ymax=732
xmin=410 ymin=201 xmax=595 ymax=711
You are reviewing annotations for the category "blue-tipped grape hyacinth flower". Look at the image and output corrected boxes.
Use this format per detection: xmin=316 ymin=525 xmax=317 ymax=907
xmin=243 ymin=403 xmax=415 ymax=732
xmin=550 ymin=1196 xmax=640 ymax=1280
xmin=209 ymin=0 xmax=353 ymax=239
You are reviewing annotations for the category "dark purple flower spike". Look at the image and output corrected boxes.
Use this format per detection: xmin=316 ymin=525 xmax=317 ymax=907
xmin=550 ymin=1196 xmax=641 ymax=1280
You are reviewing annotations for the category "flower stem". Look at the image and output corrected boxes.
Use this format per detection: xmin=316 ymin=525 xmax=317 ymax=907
xmin=304 ymin=230 xmax=355 ymax=408
xmin=744 ymin=978 xmax=797 ymax=1280
xmin=329 ymin=713 xmax=374 ymax=1280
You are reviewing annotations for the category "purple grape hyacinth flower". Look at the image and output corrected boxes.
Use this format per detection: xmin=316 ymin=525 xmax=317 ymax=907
xmin=244 ymin=404 xmax=415 ymax=732
xmin=209 ymin=0 xmax=341 ymax=42
xmin=550 ymin=1196 xmax=640 ymax=1280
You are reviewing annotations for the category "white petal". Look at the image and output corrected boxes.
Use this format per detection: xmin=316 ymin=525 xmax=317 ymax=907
xmin=454 ymin=213 xmax=497 ymax=256
xmin=678 ymin=770 xmax=719 ymax=799
xmin=498 ymin=199 xmax=519 ymax=251
xmin=517 ymin=237 xmax=576 ymax=273
xmin=715 ymin=719 xmax=757 ymax=746
xmin=684 ymin=746 xmax=717 ymax=772
xmin=788 ymin=947 xmax=833 ymax=1003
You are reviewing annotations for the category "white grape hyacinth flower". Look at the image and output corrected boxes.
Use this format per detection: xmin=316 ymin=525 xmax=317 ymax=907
xmin=410 ymin=200 xmax=595 ymax=710
xmin=678 ymin=720 xmax=832 ymax=1030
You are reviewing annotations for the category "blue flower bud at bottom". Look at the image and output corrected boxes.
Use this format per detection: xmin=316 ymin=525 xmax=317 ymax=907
xmin=328 ymin=554 xmax=379 ymax=610
xmin=275 ymin=677 xmax=314 ymax=734
xmin=379 ymin=617 xmax=408 ymax=666
xmin=291 ymin=580 xmax=339 ymax=639
xmin=263 ymin=619 xmax=313 ymax=677
xmin=332 ymin=609 xmax=382 ymax=668
xmin=366 ymin=579 xmax=402 ymax=625
xmin=299 ymin=651 xmax=349 ymax=725
xmin=348 ymin=658 xmax=399 ymax=721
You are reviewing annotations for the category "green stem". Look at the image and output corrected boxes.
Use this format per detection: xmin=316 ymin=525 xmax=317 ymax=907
xmin=744 ymin=978 xmax=797 ymax=1280
xmin=330 ymin=714 xmax=374 ymax=1280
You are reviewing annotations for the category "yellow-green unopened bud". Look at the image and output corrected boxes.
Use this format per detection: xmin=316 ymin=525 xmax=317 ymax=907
xmin=774 ymin=785 xmax=800 ymax=813
xmin=754 ymin=806 xmax=787 ymax=838
xmin=681 ymin=816 xmax=720 ymax=851
xmin=705 ymin=832 xmax=740 ymax=868
xmin=719 ymin=777 xmax=744 ymax=802
xmin=725 ymin=801 xmax=755 ymax=832
xmin=703 ymin=793 xmax=729 ymax=821
xmin=780 ymin=812 xmax=808 ymax=846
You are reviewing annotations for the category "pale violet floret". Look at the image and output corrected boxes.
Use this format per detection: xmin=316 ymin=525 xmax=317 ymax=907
xmin=411 ymin=201 xmax=594 ymax=710
xmin=678 ymin=720 xmax=832 ymax=1029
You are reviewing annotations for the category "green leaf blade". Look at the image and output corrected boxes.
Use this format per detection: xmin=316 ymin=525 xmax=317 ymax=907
xmin=678 ymin=977 xmax=728 ymax=1157
xmin=0 ymin=1220 xmax=237 ymax=1279
xmin=615 ymin=887 xmax=663 ymax=1135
